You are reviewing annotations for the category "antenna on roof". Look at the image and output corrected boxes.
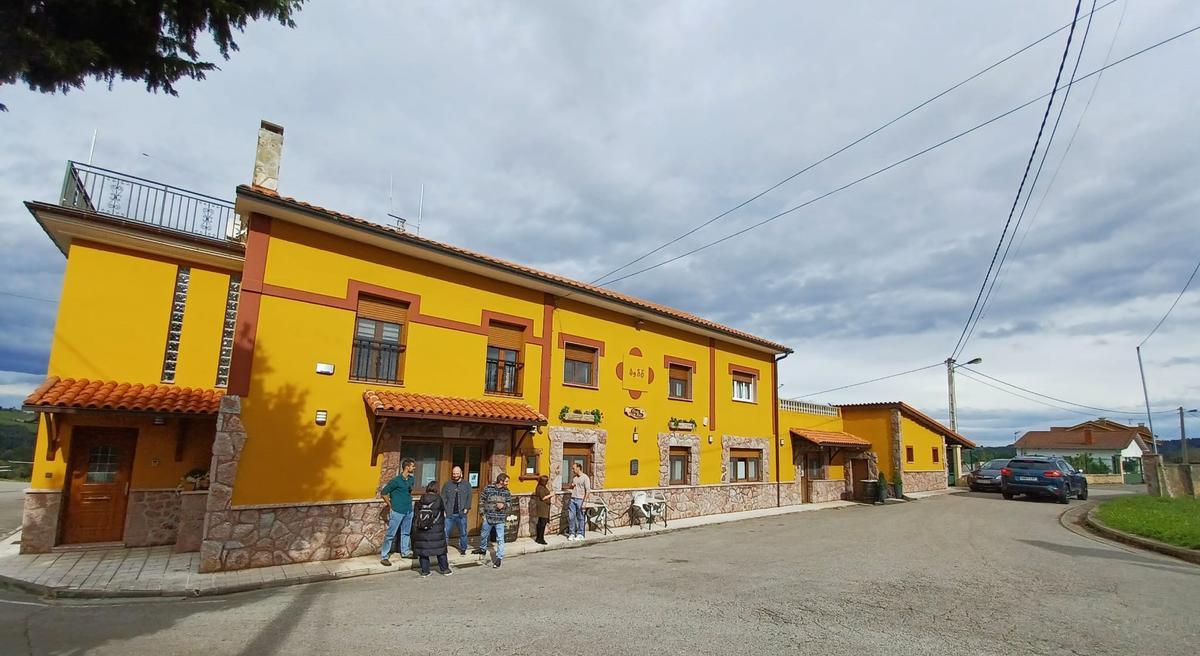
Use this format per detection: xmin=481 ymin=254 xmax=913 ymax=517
xmin=416 ymin=183 xmax=424 ymax=235
xmin=386 ymin=171 xmax=406 ymax=231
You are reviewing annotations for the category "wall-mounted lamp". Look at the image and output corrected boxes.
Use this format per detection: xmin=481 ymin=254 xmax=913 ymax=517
xmin=779 ymin=438 xmax=785 ymax=446
xmin=315 ymin=362 xmax=335 ymax=375
xmin=632 ymin=428 xmax=639 ymax=443
xmin=708 ymin=434 xmax=714 ymax=444
xmin=315 ymin=410 xmax=328 ymax=425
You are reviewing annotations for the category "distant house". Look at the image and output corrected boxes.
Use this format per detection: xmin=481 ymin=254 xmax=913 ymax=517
xmin=1015 ymin=421 xmax=1150 ymax=475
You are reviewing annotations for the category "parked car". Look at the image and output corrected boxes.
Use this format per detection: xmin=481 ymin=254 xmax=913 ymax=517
xmin=968 ymin=458 xmax=1010 ymax=492
xmin=1001 ymin=456 xmax=1088 ymax=504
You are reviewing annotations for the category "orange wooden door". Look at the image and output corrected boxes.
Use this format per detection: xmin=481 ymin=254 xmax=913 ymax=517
xmin=62 ymin=428 xmax=137 ymax=544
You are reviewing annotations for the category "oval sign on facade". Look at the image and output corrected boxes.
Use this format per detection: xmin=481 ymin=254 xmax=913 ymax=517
xmin=624 ymin=406 xmax=646 ymax=420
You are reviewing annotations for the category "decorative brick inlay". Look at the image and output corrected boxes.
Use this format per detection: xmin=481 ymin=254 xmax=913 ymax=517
xmin=657 ymin=432 xmax=700 ymax=487
xmin=175 ymin=491 xmax=208 ymax=553
xmin=721 ymin=435 xmax=771 ymax=483
xmin=902 ymin=470 xmax=947 ymax=493
xmin=548 ymin=427 xmax=607 ymax=490
xmin=19 ymin=490 xmax=61 ymax=554
xmin=123 ymin=490 xmax=182 ymax=547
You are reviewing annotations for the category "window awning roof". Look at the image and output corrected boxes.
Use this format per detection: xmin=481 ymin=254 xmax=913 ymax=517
xmin=363 ymin=390 xmax=547 ymax=427
xmin=789 ymin=428 xmax=872 ymax=450
xmin=23 ymin=376 xmax=224 ymax=416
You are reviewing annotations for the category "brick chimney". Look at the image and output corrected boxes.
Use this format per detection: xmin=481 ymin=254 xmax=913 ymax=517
xmin=1084 ymin=429 xmax=1094 ymax=445
xmin=252 ymin=120 xmax=284 ymax=192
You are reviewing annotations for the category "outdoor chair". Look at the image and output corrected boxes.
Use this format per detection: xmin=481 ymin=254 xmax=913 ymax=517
xmin=630 ymin=490 xmax=668 ymax=529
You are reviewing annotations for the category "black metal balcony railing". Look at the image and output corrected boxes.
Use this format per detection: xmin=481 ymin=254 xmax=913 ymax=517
xmin=350 ymin=339 xmax=404 ymax=384
xmin=60 ymin=161 xmax=243 ymax=244
xmin=484 ymin=358 xmax=521 ymax=395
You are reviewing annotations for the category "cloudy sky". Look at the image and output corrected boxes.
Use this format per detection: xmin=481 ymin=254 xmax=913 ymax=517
xmin=2 ymin=1 xmax=1198 ymax=445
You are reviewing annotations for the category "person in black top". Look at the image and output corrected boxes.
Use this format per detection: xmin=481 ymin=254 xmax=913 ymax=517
xmin=412 ymin=480 xmax=451 ymax=577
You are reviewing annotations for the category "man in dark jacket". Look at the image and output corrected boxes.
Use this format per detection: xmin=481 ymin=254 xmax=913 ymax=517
xmin=472 ymin=473 xmax=513 ymax=568
xmin=412 ymin=480 xmax=451 ymax=577
xmin=441 ymin=466 xmax=472 ymax=556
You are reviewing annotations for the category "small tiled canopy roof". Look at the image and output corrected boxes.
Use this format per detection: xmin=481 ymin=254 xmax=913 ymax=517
xmin=23 ymin=377 xmax=224 ymax=415
xmin=789 ymin=428 xmax=872 ymax=449
xmin=364 ymin=390 xmax=547 ymax=426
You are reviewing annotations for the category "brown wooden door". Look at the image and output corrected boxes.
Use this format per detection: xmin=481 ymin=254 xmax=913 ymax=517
xmin=400 ymin=440 xmax=490 ymax=535
xmin=62 ymin=428 xmax=137 ymax=544
xmin=851 ymin=458 xmax=869 ymax=500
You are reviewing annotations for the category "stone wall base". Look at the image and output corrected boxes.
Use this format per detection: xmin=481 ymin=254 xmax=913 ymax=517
xmin=902 ymin=470 xmax=947 ymax=493
xmin=808 ymin=479 xmax=847 ymax=503
xmin=1084 ymin=474 xmax=1125 ymax=486
xmin=19 ymin=490 xmax=61 ymax=554
xmin=175 ymin=491 xmax=208 ymax=553
xmin=123 ymin=490 xmax=182 ymax=547
xmin=201 ymin=501 xmax=388 ymax=572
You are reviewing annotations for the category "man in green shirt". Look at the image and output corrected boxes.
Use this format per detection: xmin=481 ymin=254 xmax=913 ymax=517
xmin=380 ymin=458 xmax=416 ymax=565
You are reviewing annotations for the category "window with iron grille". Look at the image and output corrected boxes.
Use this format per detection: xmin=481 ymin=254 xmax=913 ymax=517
xmin=484 ymin=322 xmax=524 ymax=395
xmin=160 ymin=266 xmax=190 ymax=383
xmin=350 ymin=297 xmax=408 ymax=384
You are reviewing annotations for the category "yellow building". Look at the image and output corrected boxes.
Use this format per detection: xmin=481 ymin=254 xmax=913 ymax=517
xmin=777 ymin=400 xmax=875 ymax=503
xmin=839 ymin=402 xmax=975 ymax=494
xmin=20 ymin=122 xmax=803 ymax=571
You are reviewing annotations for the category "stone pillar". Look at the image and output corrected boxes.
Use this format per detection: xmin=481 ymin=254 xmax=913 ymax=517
xmin=1143 ymin=453 xmax=1161 ymax=497
xmin=19 ymin=490 xmax=62 ymax=554
xmin=889 ymin=409 xmax=904 ymax=494
xmin=200 ymin=395 xmax=248 ymax=572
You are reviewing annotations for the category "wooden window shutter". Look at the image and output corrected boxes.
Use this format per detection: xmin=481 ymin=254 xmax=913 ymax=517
xmin=357 ymin=296 xmax=409 ymax=325
xmin=669 ymin=364 xmax=689 ymax=382
xmin=730 ymin=448 xmax=760 ymax=460
xmin=732 ymin=371 xmax=755 ymax=384
xmin=564 ymin=343 xmax=596 ymax=362
xmin=487 ymin=322 xmax=525 ymax=350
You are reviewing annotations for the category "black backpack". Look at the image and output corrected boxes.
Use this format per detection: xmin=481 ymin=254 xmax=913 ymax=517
xmin=415 ymin=500 xmax=439 ymax=531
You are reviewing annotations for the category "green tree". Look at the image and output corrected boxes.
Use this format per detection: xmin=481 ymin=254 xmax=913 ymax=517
xmin=0 ymin=1 xmax=304 ymax=111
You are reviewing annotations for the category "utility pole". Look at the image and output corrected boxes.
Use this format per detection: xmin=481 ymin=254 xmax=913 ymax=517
xmin=1136 ymin=346 xmax=1157 ymax=454
xmin=1182 ymin=407 xmax=1190 ymax=466
xmin=946 ymin=358 xmax=958 ymax=433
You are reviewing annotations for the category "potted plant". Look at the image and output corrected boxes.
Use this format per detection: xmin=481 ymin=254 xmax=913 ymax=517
xmin=181 ymin=467 xmax=210 ymax=491
xmin=668 ymin=417 xmax=697 ymax=431
xmin=560 ymin=406 xmax=601 ymax=424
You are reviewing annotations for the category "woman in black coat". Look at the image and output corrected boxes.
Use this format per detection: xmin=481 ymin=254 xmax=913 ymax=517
xmin=412 ymin=480 xmax=451 ymax=577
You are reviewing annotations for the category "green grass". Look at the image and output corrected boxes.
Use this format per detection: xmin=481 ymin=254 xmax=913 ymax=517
xmin=1096 ymin=495 xmax=1200 ymax=550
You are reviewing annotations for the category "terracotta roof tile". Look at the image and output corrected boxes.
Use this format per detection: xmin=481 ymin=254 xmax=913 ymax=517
xmin=364 ymin=390 xmax=546 ymax=425
xmin=239 ymin=186 xmax=790 ymax=353
xmin=789 ymin=428 xmax=872 ymax=448
xmin=23 ymin=377 xmax=224 ymax=415
xmin=836 ymin=401 xmax=976 ymax=448
xmin=1015 ymin=430 xmax=1146 ymax=452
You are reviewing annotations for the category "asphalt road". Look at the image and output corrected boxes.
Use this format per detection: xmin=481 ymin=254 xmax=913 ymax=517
xmin=0 ymin=481 xmax=27 ymax=537
xmin=1 ymin=486 xmax=1195 ymax=656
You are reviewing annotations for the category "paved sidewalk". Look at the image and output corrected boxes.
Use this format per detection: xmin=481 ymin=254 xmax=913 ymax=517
xmin=0 ymin=499 xmax=859 ymax=599
xmin=904 ymin=487 xmax=967 ymax=500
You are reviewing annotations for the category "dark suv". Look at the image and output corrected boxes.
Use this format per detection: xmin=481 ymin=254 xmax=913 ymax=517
xmin=1001 ymin=456 xmax=1088 ymax=504
xmin=968 ymin=458 xmax=1009 ymax=492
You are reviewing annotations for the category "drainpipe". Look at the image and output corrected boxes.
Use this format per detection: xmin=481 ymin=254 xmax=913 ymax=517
xmin=773 ymin=351 xmax=791 ymax=507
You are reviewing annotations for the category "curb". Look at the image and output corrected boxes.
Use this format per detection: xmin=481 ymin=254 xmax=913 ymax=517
xmin=1084 ymin=507 xmax=1200 ymax=566
xmin=0 ymin=500 xmax=878 ymax=600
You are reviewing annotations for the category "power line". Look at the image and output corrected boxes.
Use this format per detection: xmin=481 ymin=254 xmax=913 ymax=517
xmin=790 ymin=362 xmax=942 ymax=399
xmin=587 ymin=0 xmax=1120 ymax=287
xmin=950 ymin=0 xmax=1085 ymax=360
xmin=0 ymin=290 xmax=56 ymax=304
xmin=957 ymin=0 xmax=1100 ymax=358
xmin=1138 ymin=255 xmax=1200 ymax=347
xmin=959 ymin=365 xmax=1175 ymax=415
xmin=955 ymin=369 xmax=1120 ymax=418
xmin=595 ymin=23 xmax=1200 ymax=288
xmin=972 ymin=0 xmax=1130 ymax=335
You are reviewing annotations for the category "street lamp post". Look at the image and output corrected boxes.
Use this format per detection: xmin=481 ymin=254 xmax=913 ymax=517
xmin=945 ymin=357 xmax=983 ymax=434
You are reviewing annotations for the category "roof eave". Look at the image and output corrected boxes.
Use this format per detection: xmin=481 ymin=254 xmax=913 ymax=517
xmin=236 ymin=187 xmax=791 ymax=355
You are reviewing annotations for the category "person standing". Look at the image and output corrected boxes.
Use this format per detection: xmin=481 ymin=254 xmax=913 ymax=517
xmin=379 ymin=457 xmax=416 ymax=565
xmin=412 ymin=480 xmax=451 ymax=577
xmin=472 ymin=473 xmax=513 ymax=568
xmin=441 ymin=466 xmax=472 ymax=555
xmin=568 ymin=462 xmax=591 ymax=541
xmin=533 ymin=474 xmax=552 ymax=545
